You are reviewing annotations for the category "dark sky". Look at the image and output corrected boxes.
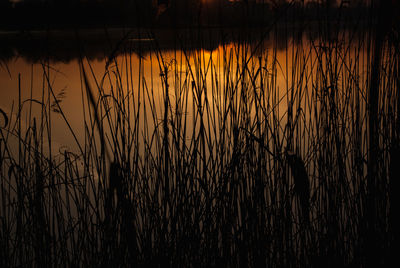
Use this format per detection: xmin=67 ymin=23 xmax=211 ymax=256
xmin=0 ymin=0 xmax=377 ymax=30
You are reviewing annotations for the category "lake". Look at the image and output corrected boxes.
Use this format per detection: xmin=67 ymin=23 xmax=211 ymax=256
xmin=0 ymin=27 xmax=370 ymax=155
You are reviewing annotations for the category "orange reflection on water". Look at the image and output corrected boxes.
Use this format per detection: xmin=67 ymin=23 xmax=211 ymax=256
xmin=0 ymin=35 xmax=370 ymax=157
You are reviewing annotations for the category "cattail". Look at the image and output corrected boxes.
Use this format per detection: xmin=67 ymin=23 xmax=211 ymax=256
xmin=286 ymin=151 xmax=310 ymax=223
xmin=109 ymin=161 xmax=123 ymax=196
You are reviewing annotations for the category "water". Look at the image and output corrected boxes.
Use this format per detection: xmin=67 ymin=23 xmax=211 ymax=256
xmin=0 ymin=28 xmax=288 ymax=152
xmin=0 ymin=27 xmax=372 ymax=155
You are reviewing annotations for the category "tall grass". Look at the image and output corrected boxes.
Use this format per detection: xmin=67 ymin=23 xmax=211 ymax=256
xmin=1 ymin=4 xmax=399 ymax=267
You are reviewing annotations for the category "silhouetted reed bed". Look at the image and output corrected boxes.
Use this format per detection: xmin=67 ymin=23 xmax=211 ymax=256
xmin=1 ymin=9 xmax=399 ymax=268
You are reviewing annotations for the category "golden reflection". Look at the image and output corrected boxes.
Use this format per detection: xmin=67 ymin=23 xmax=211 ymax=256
xmin=0 ymin=37 xmax=369 ymax=156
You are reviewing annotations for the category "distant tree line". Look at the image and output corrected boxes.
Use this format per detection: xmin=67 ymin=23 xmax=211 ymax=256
xmin=0 ymin=0 xmax=376 ymax=30
xmin=0 ymin=0 xmax=153 ymax=29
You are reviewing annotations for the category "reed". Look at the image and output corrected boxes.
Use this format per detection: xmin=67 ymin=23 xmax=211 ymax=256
xmin=0 ymin=2 xmax=398 ymax=267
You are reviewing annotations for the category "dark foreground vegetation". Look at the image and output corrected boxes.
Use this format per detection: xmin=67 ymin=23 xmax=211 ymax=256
xmin=1 ymin=0 xmax=399 ymax=267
